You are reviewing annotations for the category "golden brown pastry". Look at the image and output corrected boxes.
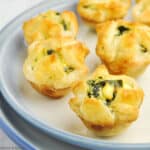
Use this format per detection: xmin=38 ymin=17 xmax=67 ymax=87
xmin=23 ymin=37 xmax=89 ymax=98
xmin=136 ymin=0 xmax=142 ymax=3
xmin=133 ymin=0 xmax=150 ymax=25
xmin=77 ymin=0 xmax=131 ymax=27
xmin=69 ymin=65 xmax=144 ymax=136
xmin=96 ymin=20 xmax=150 ymax=77
xmin=23 ymin=10 xmax=78 ymax=44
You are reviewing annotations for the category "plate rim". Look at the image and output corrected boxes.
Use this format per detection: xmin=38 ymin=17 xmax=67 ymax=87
xmin=0 ymin=119 xmax=35 ymax=150
xmin=0 ymin=104 xmax=35 ymax=150
xmin=0 ymin=0 xmax=150 ymax=149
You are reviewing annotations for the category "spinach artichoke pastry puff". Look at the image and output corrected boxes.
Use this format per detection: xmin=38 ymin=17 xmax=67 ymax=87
xmin=96 ymin=20 xmax=150 ymax=77
xmin=133 ymin=0 xmax=150 ymax=25
xmin=23 ymin=10 xmax=78 ymax=44
xmin=23 ymin=38 xmax=89 ymax=98
xmin=77 ymin=0 xmax=131 ymax=26
xmin=69 ymin=65 xmax=144 ymax=136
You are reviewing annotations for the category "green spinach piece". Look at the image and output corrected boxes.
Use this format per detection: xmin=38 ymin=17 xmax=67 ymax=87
xmin=87 ymin=79 xmax=123 ymax=105
xmin=47 ymin=49 xmax=54 ymax=55
xmin=83 ymin=5 xmax=90 ymax=8
xmin=56 ymin=12 xmax=60 ymax=15
xmin=64 ymin=66 xmax=74 ymax=73
xmin=117 ymin=26 xmax=130 ymax=36
xmin=141 ymin=45 xmax=148 ymax=53
xmin=61 ymin=20 xmax=68 ymax=31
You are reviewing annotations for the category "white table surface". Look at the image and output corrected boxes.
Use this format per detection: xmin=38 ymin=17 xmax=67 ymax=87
xmin=0 ymin=0 xmax=43 ymax=148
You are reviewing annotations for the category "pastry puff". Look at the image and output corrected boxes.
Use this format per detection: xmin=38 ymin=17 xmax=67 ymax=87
xmin=133 ymin=0 xmax=150 ymax=25
xmin=96 ymin=20 xmax=150 ymax=77
xmin=23 ymin=37 xmax=89 ymax=98
xmin=23 ymin=10 xmax=78 ymax=44
xmin=77 ymin=0 xmax=131 ymax=27
xmin=69 ymin=65 xmax=144 ymax=136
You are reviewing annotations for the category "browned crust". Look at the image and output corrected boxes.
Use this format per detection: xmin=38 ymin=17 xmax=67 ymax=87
xmin=100 ymin=60 xmax=149 ymax=77
xmin=23 ymin=10 xmax=79 ymax=45
xmin=30 ymin=81 xmax=70 ymax=99
xmin=81 ymin=117 xmax=130 ymax=136
xmin=81 ymin=17 xmax=124 ymax=28
xmin=132 ymin=0 xmax=150 ymax=25
xmin=81 ymin=17 xmax=97 ymax=29
xmin=77 ymin=0 xmax=131 ymax=25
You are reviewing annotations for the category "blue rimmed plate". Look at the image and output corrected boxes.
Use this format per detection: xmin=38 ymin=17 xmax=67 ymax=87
xmin=0 ymin=0 xmax=150 ymax=149
xmin=0 ymin=94 xmax=84 ymax=150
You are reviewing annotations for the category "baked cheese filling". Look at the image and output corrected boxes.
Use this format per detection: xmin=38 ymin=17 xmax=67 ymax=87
xmin=86 ymin=77 xmax=130 ymax=105
xmin=31 ymin=48 xmax=75 ymax=75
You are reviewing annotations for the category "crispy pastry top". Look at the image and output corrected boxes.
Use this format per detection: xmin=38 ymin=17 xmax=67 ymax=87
xmin=133 ymin=0 xmax=150 ymax=25
xmin=77 ymin=0 xmax=131 ymax=23
xmin=23 ymin=37 xmax=89 ymax=89
xmin=96 ymin=20 xmax=150 ymax=76
xmin=23 ymin=10 xmax=78 ymax=44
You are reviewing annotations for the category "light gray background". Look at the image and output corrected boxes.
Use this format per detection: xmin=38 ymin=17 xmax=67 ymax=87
xmin=0 ymin=0 xmax=43 ymax=148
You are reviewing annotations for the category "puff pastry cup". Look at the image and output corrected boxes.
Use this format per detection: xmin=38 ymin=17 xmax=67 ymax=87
xmin=133 ymin=0 xmax=150 ymax=25
xmin=96 ymin=20 xmax=150 ymax=77
xmin=23 ymin=10 xmax=78 ymax=44
xmin=69 ymin=65 xmax=144 ymax=136
xmin=23 ymin=37 xmax=89 ymax=98
xmin=77 ymin=0 xmax=131 ymax=27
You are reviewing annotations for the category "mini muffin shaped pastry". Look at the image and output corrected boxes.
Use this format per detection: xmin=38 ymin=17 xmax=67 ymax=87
xmin=23 ymin=10 xmax=78 ymax=44
xmin=96 ymin=20 xmax=150 ymax=77
xmin=77 ymin=0 xmax=131 ymax=27
xmin=23 ymin=38 xmax=89 ymax=98
xmin=133 ymin=0 xmax=150 ymax=25
xmin=69 ymin=65 xmax=143 ymax=136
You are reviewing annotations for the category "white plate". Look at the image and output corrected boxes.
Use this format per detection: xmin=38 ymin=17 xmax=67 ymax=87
xmin=0 ymin=96 xmax=84 ymax=150
xmin=0 ymin=0 xmax=150 ymax=149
